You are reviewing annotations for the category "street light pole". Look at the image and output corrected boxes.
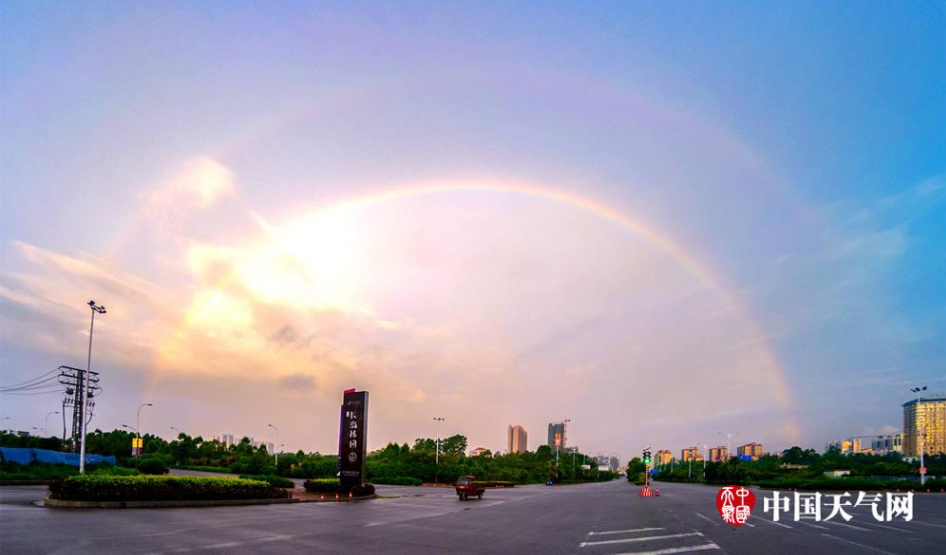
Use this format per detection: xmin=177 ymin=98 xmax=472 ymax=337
xmin=79 ymin=300 xmax=106 ymax=474
xmin=44 ymin=411 xmax=59 ymax=436
xmin=268 ymin=424 xmax=279 ymax=467
xmin=717 ymin=432 xmax=737 ymax=461
xmin=911 ymin=386 xmax=928 ymax=486
xmin=136 ymin=403 xmax=152 ymax=458
xmin=433 ymin=417 xmax=444 ymax=482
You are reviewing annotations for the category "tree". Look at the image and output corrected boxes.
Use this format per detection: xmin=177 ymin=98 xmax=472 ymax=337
xmin=441 ymin=435 xmax=467 ymax=457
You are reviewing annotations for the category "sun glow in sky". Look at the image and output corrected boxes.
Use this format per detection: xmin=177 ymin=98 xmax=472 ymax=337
xmin=2 ymin=2 xmax=944 ymax=459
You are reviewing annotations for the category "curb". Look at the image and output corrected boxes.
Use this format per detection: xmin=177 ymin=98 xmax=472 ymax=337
xmin=295 ymin=493 xmax=377 ymax=503
xmin=44 ymin=496 xmax=295 ymax=509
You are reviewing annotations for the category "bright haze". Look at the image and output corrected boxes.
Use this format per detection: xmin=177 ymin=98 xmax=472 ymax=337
xmin=2 ymin=2 xmax=944 ymax=461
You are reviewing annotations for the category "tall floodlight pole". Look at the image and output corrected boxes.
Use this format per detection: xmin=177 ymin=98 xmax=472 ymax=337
xmin=268 ymin=424 xmax=279 ymax=466
xmin=44 ymin=411 xmax=59 ymax=436
xmin=136 ymin=403 xmax=152 ymax=458
xmin=79 ymin=300 xmax=106 ymax=474
xmin=911 ymin=386 xmax=928 ymax=486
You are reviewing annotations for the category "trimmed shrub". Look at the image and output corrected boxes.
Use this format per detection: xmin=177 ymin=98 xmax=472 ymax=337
xmin=754 ymin=477 xmax=937 ymax=491
xmin=49 ymin=475 xmax=289 ymax=501
xmin=371 ymin=476 xmax=422 ymax=486
xmin=303 ymin=478 xmax=375 ymax=497
xmin=473 ymin=480 xmax=515 ymax=488
xmin=240 ymin=474 xmax=295 ymax=488
xmin=0 ymin=462 xmax=137 ymax=482
xmin=174 ymin=465 xmax=232 ymax=474
xmin=136 ymin=457 xmax=170 ymax=475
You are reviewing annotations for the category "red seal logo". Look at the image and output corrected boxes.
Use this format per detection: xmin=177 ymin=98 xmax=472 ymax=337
xmin=716 ymin=486 xmax=755 ymax=525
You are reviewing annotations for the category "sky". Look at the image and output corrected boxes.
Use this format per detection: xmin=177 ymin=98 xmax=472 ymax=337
xmin=1 ymin=1 xmax=944 ymax=462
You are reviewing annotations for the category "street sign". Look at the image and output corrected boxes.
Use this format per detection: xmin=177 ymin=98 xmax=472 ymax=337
xmin=338 ymin=389 xmax=369 ymax=487
xmin=649 ymin=468 xmax=658 ymax=475
xmin=919 ymin=467 xmax=927 ymax=475
xmin=581 ymin=464 xmax=591 ymax=470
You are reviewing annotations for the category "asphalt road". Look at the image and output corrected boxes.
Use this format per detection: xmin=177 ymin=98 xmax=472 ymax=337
xmin=1 ymin=480 xmax=944 ymax=554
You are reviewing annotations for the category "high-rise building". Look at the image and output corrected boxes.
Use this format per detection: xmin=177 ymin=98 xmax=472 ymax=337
xmin=681 ymin=446 xmax=703 ymax=462
xmin=267 ymin=442 xmax=275 ymax=453
xmin=709 ymin=446 xmax=728 ymax=462
xmin=548 ymin=422 xmax=566 ymax=453
xmin=736 ymin=443 xmax=763 ymax=461
xmin=656 ymin=450 xmax=673 ymax=465
xmin=507 ymin=425 xmax=528 ymax=454
xmin=826 ymin=438 xmax=859 ymax=455
xmin=609 ymin=456 xmax=620 ymax=471
xmin=870 ymin=434 xmax=903 ymax=455
xmin=903 ymin=394 xmax=946 ymax=457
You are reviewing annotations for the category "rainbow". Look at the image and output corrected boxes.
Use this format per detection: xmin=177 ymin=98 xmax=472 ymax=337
xmin=261 ymin=179 xmax=796 ymax=419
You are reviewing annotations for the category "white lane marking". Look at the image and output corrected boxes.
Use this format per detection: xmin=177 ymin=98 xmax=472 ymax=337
xmin=743 ymin=522 xmax=756 ymax=527
xmin=912 ymin=521 xmax=946 ymax=529
xmin=860 ymin=522 xmax=912 ymax=533
xmin=823 ymin=520 xmax=872 ymax=532
xmin=612 ymin=544 xmax=721 ymax=555
xmin=580 ymin=532 xmax=702 ymax=548
xmin=588 ymin=527 xmax=664 ymax=536
xmin=693 ymin=512 xmax=718 ymax=525
xmin=800 ymin=522 xmax=829 ymax=530
xmin=820 ymin=533 xmax=898 ymax=555
xmin=754 ymin=517 xmax=793 ymax=529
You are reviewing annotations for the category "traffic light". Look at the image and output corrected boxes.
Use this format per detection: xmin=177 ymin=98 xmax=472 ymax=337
xmin=643 ymin=450 xmax=651 ymax=465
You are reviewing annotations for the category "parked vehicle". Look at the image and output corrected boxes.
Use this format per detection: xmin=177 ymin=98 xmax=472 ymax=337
xmin=455 ymin=475 xmax=486 ymax=501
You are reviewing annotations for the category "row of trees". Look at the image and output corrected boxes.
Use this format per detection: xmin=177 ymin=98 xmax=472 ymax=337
xmin=0 ymin=430 xmax=619 ymax=484
xmin=649 ymin=447 xmax=946 ymax=485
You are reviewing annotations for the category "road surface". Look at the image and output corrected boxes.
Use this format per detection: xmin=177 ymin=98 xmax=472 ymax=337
xmin=1 ymin=480 xmax=943 ymax=554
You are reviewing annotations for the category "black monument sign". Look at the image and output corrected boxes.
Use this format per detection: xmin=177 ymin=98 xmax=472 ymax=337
xmin=338 ymin=389 xmax=369 ymax=486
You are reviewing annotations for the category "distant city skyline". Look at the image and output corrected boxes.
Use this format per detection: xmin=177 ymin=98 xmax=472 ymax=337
xmin=1 ymin=3 xmax=944 ymax=462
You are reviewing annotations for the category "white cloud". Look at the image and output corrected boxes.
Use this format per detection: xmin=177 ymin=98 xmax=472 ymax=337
xmin=148 ymin=157 xmax=234 ymax=213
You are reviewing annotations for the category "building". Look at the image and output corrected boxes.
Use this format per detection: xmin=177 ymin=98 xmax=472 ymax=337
xmin=826 ymin=438 xmax=861 ymax=455
xmin=870 ymin=434 xmax=903 ymax=455
xmin=656 ymin=450 xmax=672 ymax=466
xmin=609 ymin=456 xmax=620 ymax=471
xmin=681 ymin=446 xmax=703 ymax=462
xmin=267 ymin=442 xmax=275 ymax=453
xmin=903 ymin=394 xmax=946 ymax=457
xmin=507 ymin=425 xmax=528 ymax=454
xmin=470 ymin=446 xmax=490 ymax=457
xmin=548 ymin=422 xmax=566 ymax=453
xmin=709 ymin=446 xmax=728 ymax=462
xmin=736 ymin=442 xmax=764 ymax=461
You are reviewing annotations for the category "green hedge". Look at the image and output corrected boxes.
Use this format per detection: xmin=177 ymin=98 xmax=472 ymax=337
xmin=474 ymin=480 xmax=515 ymax=488
xmin=173 ymin=465 xmax=232 ymax=474
xmin=49 ymin=475 xmax=290 ymax=501
xmin=239 ymin=474 xmax=295 ymax=488
xmin=754 ymin=477 xmax=945 ymax=491
xmin=303 ymin=478 xmax=375 ymax=496
xmin=371 ymin=476 xmax=422 ymax=486
xmin=0 ymin=463 xmax=137 ymax=482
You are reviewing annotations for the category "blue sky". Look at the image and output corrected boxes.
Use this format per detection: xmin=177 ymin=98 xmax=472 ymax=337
xmin=2 ymin=1 xmax=944 ymax=458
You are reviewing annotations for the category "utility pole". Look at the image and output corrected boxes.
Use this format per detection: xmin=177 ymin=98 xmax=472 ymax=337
xmin=58 ymin=366 xmax=99 ymax=454
xmin=79 ymin=301 xmax=105 ymax=474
